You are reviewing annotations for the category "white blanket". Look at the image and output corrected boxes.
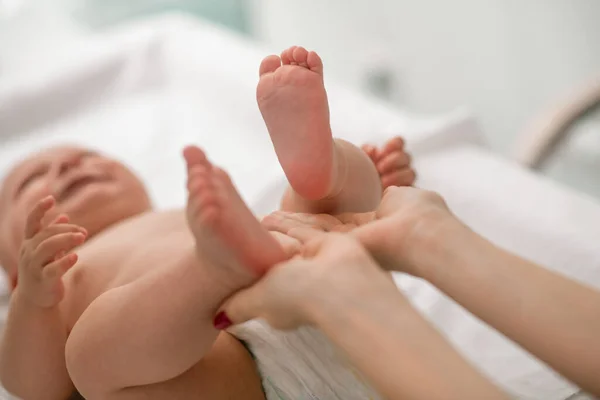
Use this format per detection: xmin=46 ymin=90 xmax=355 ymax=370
xmin=0 ymin=13 xmax=599 ymax=400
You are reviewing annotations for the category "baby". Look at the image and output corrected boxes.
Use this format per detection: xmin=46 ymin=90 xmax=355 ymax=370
xmin=0 ymin=46 xmax=415 ymax=400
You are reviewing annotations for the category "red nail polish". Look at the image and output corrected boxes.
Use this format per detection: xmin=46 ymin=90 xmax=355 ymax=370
xmin=213 ymin=311 xmax=232 ymax=330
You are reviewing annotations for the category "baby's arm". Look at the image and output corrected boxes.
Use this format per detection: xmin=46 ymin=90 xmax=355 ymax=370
xmin=0 ymin=294 xmax=73 ymax=399
xmin=0 ymin=197 xmax=85 ymax=399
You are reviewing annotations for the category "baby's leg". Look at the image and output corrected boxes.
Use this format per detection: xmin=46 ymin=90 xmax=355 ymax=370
xmin=258 ymin=47 xmax=413 ymax=214
xmin=66 ymin=147 xmax=286 ymax=398
xmin=257 ymin=47 xmax=379 ymax=214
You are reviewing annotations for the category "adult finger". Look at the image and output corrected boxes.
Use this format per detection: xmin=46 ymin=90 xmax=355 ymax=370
xmin=330 ymin=224 xmax=357 ymax=233
xmin=302 ymin=233 xmax=358 ymax=259
xmin=287 ymin=226 xmax=327 ymax=243
xmin=285 ymin=213 xmax=341 ymax=230
xmin=269 ymin=231 xmax=301 ymax=259
xmin=24 ymin=196 xmax=55 ymax=239
xmin=261 ymin=211 xmax=304 ymax=233
xmin=214 ymin=282 xmax=267 ymax=330
xmin=350 ymin=224 xmax=399 ymax=271
xmin=335 ymin=211 xmax=376 ymax=226
xmin=262 ymin=212 xmax=337 ymax=234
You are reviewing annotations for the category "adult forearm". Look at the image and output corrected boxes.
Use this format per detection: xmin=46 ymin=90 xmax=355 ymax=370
xmin=0 ymin=290 xmax=72 ymax=399
xmin=309 ymin=291 xmax=508 ymax=400
xmin=409 ymin=221 xmax=600 ymax=395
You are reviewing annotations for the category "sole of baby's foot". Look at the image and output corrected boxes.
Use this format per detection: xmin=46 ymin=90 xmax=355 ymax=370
xmin=257 ymin=46 xmax=334 ymax=201
xmin=183 ymin=146 xmax=288 ymax=279
xmin=363 ymin=137 xmax=416 ymax=189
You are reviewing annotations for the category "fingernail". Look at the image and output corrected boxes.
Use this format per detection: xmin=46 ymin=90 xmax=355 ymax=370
xmin=213 ymin=311 xmax=232 ymax=330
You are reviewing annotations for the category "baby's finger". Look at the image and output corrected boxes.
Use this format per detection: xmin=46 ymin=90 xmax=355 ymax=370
xmin=50 ymin=214 xmax=70 ymax=225
xmin=377 ymin=151 xmax=411 ymax=175
xmin=43 ymin=253 xmax=78 ymax=281
xmin=24 ymin=196 xmax=55 ymax=239
xmin=380 ymin=136 xmax=405 ymax=158
xmin=34 ymin=233 xmax=86 ymax=266
xmin=31 ymin=224 xmax=87 ymax=248
xmin=361 ymin=144 xmax=377 ymax=161
xmin=381 ymin=168 xmax=416 ymax=189
xmin=182 ymin=145 xmax=209 ymax=173
xmin=54 ymin=250 xmax=66 ymax=262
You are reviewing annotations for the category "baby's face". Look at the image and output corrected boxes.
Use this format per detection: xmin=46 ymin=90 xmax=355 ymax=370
xmin=0 ymin=146 xmax=152 ymax=276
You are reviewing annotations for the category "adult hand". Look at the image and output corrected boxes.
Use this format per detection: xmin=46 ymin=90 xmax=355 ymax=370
xmin=217 ymin=229 xmax=512 ymax=400
xmin=263 ymin=186 xmax=454 ymax=277
xmin=214 ymin=234 xmax=399 ymax=331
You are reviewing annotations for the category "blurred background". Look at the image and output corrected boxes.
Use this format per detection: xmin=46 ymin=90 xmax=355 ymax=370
xmin=1 ymin=0 xmax=599 ymax=198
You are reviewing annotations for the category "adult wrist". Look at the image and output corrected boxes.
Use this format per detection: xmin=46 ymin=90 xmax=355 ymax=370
xmin=304 ymin=279 xmax=409 ymax=334
xmin=400 ymin=213 xmax=471 ymax=280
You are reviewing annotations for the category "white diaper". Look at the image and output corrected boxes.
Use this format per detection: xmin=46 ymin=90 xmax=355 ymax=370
xmin=230 ymin=320 xmax=382 ymax=400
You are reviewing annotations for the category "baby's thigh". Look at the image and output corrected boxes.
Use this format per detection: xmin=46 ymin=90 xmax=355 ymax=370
xmin=93 ymin=333 xmax=265 ymax=400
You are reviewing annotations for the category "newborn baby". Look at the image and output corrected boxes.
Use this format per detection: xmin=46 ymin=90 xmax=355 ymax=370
xmin=0 ymin=46 xmax=415 ymax=400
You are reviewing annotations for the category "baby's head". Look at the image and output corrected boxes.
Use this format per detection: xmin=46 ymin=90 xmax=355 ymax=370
xmin=0 ymin=146 xmax=152 ymax=284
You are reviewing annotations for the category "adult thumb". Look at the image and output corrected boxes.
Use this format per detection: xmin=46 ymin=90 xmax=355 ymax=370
xmin=213 ymin=283 xmax=265 ymax=330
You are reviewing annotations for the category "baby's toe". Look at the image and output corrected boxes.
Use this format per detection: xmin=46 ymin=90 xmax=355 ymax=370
xmin=307 ymin=51 xmax=323 ymax=74
xmin=281 ymin=46 xmax=297 ymax=65
xmin=292 ymin=46 xmax=309 ymax=67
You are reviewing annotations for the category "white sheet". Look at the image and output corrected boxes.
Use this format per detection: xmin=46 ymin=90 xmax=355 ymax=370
xmin=0 ymin=13 xmax=599 ymax=400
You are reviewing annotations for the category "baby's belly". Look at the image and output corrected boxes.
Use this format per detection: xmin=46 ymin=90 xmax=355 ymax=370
xmin=62 ymin=226 xmax=195 ymax=330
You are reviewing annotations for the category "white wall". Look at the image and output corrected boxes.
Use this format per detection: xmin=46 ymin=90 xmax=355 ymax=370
xmin=250 ymin=0 xmax=600 ymax=154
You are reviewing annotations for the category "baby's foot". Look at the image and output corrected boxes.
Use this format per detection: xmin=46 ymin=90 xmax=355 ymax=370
xmin=362 ymin=137 xmax=416 ymax=189
xmin=184 ymin=146 xmax=287 ymax=280
xmin=257 ymin=46 xmax=334 ymax=201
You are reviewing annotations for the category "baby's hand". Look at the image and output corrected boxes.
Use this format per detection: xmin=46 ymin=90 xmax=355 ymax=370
xmin=16 ymin=196 xmax=87 ymax=308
